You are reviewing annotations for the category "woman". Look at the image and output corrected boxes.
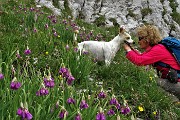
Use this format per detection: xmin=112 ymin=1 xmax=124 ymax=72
xmin=123 ymin=25 xmax=180 ymax=101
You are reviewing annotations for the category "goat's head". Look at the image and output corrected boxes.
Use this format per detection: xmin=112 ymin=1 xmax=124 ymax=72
xmin=119 ymin=26 xmax=134 ymax=44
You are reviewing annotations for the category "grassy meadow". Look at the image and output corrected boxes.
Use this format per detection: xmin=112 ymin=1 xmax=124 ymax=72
xmin=0 ymin=0 xmax=180 ymax=120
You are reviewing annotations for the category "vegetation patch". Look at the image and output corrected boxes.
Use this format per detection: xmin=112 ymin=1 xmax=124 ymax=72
xmin=93 ymin=14 xmax=106 ymax=27
xmin=78 ymin=10 xmax=85 ymax=20
xmin=61 ymin=0 xmax=72 ymax=18
xmin=109 ymin=18 xmax=119 ymax=27
xmin=126 ymin=9 xmax=137 ymax=18
xmin=169 ymin=0 xmax=180 ymax=25
xmin=52 ymin=0 xmax=60 ymax=9
xmin=141 ymin=8 xmax=152 ymax=19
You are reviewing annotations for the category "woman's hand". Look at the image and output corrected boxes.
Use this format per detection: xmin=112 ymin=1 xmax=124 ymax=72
xmin=123 ymin=43 xmax=132 ymax=52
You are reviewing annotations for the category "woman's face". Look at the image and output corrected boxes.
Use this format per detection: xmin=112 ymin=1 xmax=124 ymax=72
xmin=138 ymin=37 xmax=150 ymax=49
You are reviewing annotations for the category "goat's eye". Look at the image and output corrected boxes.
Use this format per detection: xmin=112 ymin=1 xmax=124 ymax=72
xmin=126 ymin=37 xmax=130 ymax=39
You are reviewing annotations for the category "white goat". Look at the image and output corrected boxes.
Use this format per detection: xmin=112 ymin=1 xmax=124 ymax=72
xmin=78 ymin=27 xmax=134 ymax=66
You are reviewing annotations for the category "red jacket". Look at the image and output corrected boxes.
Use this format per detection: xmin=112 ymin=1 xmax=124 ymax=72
xmin=126 ymin=44 xmax=180 ymax=70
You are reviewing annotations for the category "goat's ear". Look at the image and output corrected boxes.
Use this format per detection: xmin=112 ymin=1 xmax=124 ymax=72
xmin=120 ymin=27 xmax=125 ymax=33
xmin=119 ymin=25 xmax=126 ymax=33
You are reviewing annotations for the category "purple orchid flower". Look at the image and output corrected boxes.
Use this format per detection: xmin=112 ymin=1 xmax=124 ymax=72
xmin=10 ymin=81 xmax=21 ymax=90
xmin=107 ymin=109 xmax=115 ymax=116
xmin=43 ymin=76 xmax=55 ymax=88
xmin=109 ymin=98 xmax=118 ymax=105
xmin=80 ymin=100 xmax=89 ymax=110
xmin=121 ymin=106 xmax=131 ymax=115
xmin=67 ymin=97 xmax=76 ymax=104
xmin=59 ymin=109 xmax=68 ymax=119
xmin=66 ymin=75 xmax=75 ymax=85
xmin=17 ymin=108 xmax=33 ymax=120
xmin=75 ymin=113 xmax=82 ymax=120
xmin=96 ymin=112 xmax=106 ymax=120
xmin=98 ymin=91 xmax=106 ymax=99
xmin=36 ymin=87 xmax=49 ymax=96
xmin=24 ymin=48 xmax=31 ymax=55
xmin=0 ymin=73 xmax=4 ymax=80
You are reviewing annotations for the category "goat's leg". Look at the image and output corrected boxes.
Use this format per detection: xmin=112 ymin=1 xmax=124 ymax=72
xmin=105 ymin=59 xmax=111 ymax=66
xmin=104 ymin=54 xmax=112 ymax=66
xmin=78 ymin=43 xmax=84 ymax=56
xmin=104 ymin=48 xmax=113 ymax=66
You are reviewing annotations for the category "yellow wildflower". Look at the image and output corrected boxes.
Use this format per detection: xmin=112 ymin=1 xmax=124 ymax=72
xmin=138 ymin=106 xmax=144 ymax=112
xmin=153 ymin=111 xmax=157 ymax=115
xmin=45 ymin=51 xmax=48 ymax=55
xmin=58 ymin=75 xmax=63 ymax=80
xmin=149 ymin=76 xmax=153 ymax=81
xmin=58 ymin=35 xmax=60 ymax=38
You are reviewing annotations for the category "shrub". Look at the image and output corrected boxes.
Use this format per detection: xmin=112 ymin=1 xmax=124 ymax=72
xmin=171 ymin=12 xmax=180 ymax=25
xmin=109 ymin=18 xmax=119 ymax=27
xmin=141 ymin=8 xmax=152 ymax=19
xmin=93 ymin=15 xmax=106 ymax=27
xmin=127 ymin=9 xmax=137 ymax=18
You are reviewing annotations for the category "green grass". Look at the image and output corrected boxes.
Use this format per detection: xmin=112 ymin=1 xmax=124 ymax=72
xmin=0 ymin=0 xmax=180 ymax=120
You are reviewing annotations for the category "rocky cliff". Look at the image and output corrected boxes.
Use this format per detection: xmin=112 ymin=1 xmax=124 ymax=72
xmin=36 ymin=0 xmax=180 ymax=38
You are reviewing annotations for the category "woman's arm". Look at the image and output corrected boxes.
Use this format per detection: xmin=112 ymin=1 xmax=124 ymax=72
xmin=124 ymin=44 xmax=141 ymax=55
xmin=126 ymin=46 xmax=164 ymax=66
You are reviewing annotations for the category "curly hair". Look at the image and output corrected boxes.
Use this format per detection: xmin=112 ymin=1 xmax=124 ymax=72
xmin=137 ymin=25 xmax=162 ymax=46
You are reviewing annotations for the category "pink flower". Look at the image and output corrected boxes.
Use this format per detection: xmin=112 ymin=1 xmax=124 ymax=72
xmin=75 ymin=113 xmax=82 ymax=120
xmin=107 ymin=109 xmax=115 ymax=116
xmin=109 ymin=98 xmax=118 ymax=105
xmin=36 ymin=88 xmax=49 ymax=96
xmin=52 ymin=19 xmax=57 ymax=23
xmin=24 ymin=49 xmax=31 ymax=55
xmin=10 ymin=81 xmax=21 ymax=90
xmin=16 ymin=53 xmax=21 ymax=59
xmin=67 ymin=97 xmax=76 ymax=104
xmin=53 ymin=31 xmax=58 ymax=37
xmin=0 ymin=73 xmax=4 ymax=80
xmin=96 ymin=112 xmax=106 ymax=120
xmin=17 ymin=108 xmax=33 ymax=120
xmin=59 ymin=109 xmax=68 ymax=119
xmin=33 ymin=28 xmax=37 ymax=33
xmin=66 ymin=75 xmax=75 ymax=85
xmin=66 ymin=44 xmax=70 ymax=50
xmin=121 ymin=106 xmax=131 ymax=115
xmin=80 ymin=100 xmax=89 ymax=109
xmin=98 ymin=91 xmax=106 ymax=99
xmin=29 ymin=7 xmax=35 ymax=11
xmin=16 ymin=50 xmax=22 ymax=59
xmin=59 ymin=67 xmax=69 ymax=78
xmin=10 ymin=77 xmax=21 ymax=90
xmin=43 ymin=76 xmax=55 ymax=88
xmin=62 ymin=20 xmax=67 ymax=25
xmin=45 ymin=24 xmax=48 ymax=29
xmin=74 ymin=47 xmax=78 ymax=52
xmin=59 ymin=67 xmax=75 ymax=85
